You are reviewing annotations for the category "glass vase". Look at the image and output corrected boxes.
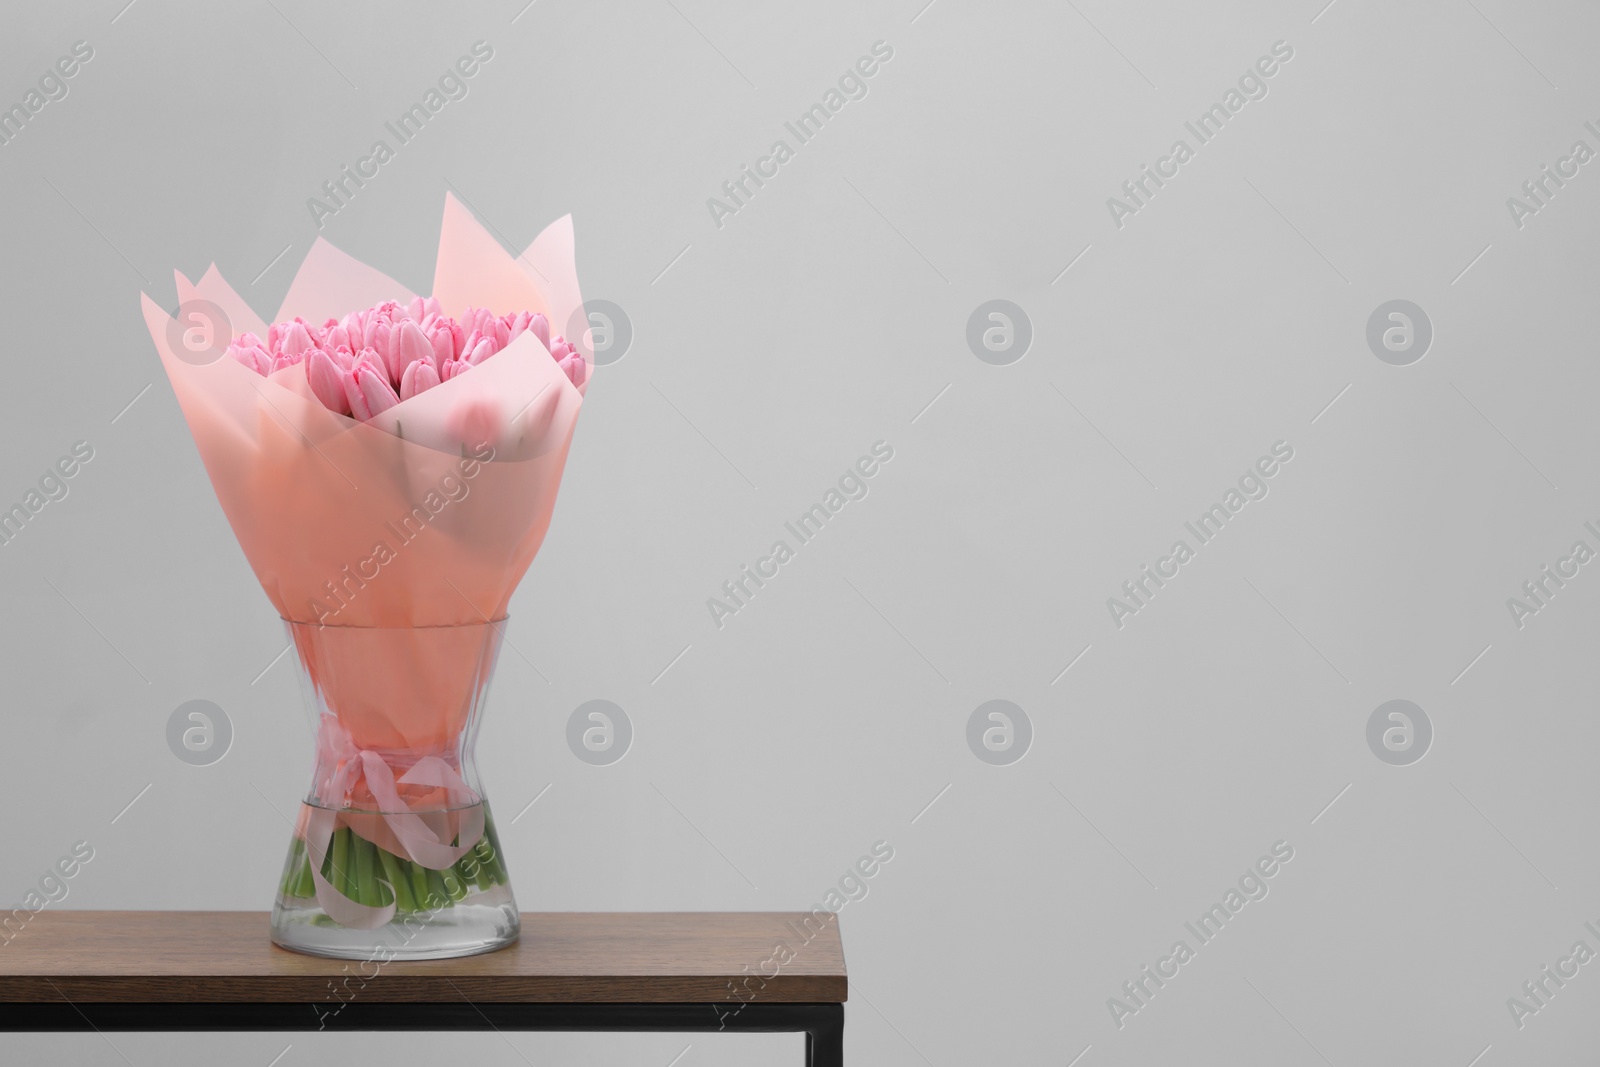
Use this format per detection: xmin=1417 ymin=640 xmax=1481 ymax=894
xmin=269 ymin=618 xmax=520 ymax=960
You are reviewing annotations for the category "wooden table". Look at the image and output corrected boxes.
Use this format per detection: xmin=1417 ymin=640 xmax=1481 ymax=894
xmin=0 ymin=911 xmax=846 ymax=1065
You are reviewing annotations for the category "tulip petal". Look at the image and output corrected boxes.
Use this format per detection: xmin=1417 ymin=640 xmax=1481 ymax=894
xmin=343 ymin=370 xmax=372 ymax=421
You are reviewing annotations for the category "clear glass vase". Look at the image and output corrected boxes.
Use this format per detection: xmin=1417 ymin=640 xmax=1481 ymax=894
xmin=269 ymin=618 xmax=520 ymax=960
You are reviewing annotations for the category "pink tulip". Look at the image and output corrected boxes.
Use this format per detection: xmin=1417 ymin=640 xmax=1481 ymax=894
xmin=465 ymin=336 xmax=496 ymax=365
xmin=427 ymin=321 xmax=454 ymax=368
xmin=307 ymin=349 xmax=351 ymax=415
xmin=528 ymin=313 xmax=550 ymax=349
xmin=280 ymin=320 xmax=317 ymax=358
xmin=227 ymin=343 xmax=269 ymax=376
xmin=558 ymin=353 xmax=585 ymax=389
xmin=227 ymin=333 xmax=273 ymax=375
xmin=400 ymin=357 xmax=442 ymax=401
xmin=345 ymin=356 xmax=400 ymax=421
xmin=365 ymin=300 xmax=399 ymax=327
xmin=384 ymin=319 xmax=431 ymax=383
xmin=548 ymin=336 xmax=584 ymax=388
xmin=361 ymin=316 xmax=389 ymax=362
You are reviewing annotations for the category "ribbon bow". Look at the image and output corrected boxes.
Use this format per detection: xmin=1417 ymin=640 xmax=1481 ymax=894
xmin=301 ymin=718 xmax=487 ymax=929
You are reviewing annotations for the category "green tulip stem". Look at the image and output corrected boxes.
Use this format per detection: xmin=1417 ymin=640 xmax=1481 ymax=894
xmin=377 ymin=847 xmax=413 ymax=912
xmin=408 ymin=857 xmax=429 ymax=907
xmin=330 ymin=826 xmax=352 ymax=901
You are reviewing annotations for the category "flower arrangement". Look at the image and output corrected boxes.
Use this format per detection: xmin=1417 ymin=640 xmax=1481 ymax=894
xmin=142 ymin=193 xmax=592 ymax=957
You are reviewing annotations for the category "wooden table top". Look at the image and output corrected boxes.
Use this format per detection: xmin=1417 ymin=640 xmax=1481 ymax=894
xmin=0 ymin=912 xmax=846 ymax=1004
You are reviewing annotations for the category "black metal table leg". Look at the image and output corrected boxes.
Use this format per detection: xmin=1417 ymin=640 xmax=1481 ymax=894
xmin=805 ymin=1002 xmax=844 ymax=1067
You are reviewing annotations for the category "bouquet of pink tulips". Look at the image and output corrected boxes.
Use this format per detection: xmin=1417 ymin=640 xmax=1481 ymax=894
xmin=143 ymin=194 xmax=593 ymax=957
xmin=226 ymin=297 xmax=587 ymax=418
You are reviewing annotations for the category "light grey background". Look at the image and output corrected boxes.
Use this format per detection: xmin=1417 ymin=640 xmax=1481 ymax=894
xmin=2 ymin=0 xmax=1597 ymax=1063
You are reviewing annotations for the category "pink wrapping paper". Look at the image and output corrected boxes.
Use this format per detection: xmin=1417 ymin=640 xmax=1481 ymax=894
xmin=141 ymin=193 xmax=591 ymax=754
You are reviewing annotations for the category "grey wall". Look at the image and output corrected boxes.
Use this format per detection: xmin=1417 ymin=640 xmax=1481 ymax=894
xmin=3 ymin=0 xmax=1599 ymax=1063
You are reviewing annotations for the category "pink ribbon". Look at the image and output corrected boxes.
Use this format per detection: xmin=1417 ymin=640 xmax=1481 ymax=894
xmin=299 ymin=719 xmax=487 ymax=930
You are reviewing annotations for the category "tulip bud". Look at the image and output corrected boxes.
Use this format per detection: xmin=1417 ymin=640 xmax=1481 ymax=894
xmin=391 ymin=319 xmax=435 ymax=382
xmin=464 ymin=307 xmax=492 ymax=336
xmin=362 ymin=314 xmax=390 ymax=360
xmin=346 ymin=357 xmax=400 ymax=421
xmin=427 ymin=322 xmax=454 ymax=368
xmin=558 ymin=353 xmax=586 ymax=389
xmin=280 ymin=320 xmax=316 ymax=358
xmin=227 ymin=341 xmax=271 ymax=376
xmin=307 ymin=349 xmax=352 ymax=415
xmin=465 ymin=337 xmax=496 ymax=365
xmin=400 ymin=357 xmax=443 ymax=401
xmin=506 ymin=310 xmax=531 ymax=343
xmin=549 ymin=336 xmax=578 ymax=361
xmin=231 ymin=333 xmax=273 ymax=374
xmin=528 ymin=313 xmax=550 ymax=349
